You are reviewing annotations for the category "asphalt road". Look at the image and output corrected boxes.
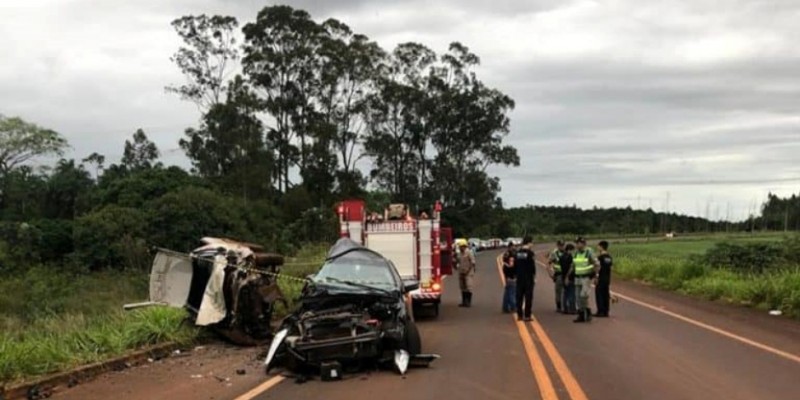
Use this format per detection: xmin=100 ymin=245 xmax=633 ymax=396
xmin=247 ymin=246 xmax=800 ymax=400
xmin=52 ymin=245 xmax=800 ymax=400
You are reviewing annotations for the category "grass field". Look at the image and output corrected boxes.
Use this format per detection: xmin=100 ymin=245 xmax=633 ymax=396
xmin=0 ymin=243 xmax=328 ymax=385
xmin=611 ymin=234 xmax=800 ymax=317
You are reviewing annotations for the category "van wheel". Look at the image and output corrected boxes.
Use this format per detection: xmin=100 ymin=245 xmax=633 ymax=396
xmin=403 ymin=320 xmax=422 ymax=356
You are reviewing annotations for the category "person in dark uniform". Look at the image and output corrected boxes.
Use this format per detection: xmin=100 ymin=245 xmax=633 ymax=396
xmin=514 ymin=236 xmax=536 ymax=321
xmin=595 ymin=240 xmax=613 ymax=317
xmin=501 ymin=242 xmax=517 ymax=313
xmin=560 ymin=243 xmax=577 ymax=314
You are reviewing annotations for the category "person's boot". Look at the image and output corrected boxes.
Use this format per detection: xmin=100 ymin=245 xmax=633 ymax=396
xmin=459 ymin=292 xmax=467 ymax=307
xmin=466 ymin=292 xmax=473 ymax=307
xmin=586 ymin=308 xmax=593 ymax=322
xmin=573 ymin=308 xmax=586 ymax=323
xmin=556 ymin=301 xmax=563 ymax=313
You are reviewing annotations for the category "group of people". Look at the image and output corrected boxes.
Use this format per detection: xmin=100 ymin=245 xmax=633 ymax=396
xmin=498 ymin=236 xmax=613 ymax=323
xmin=453 ymin=235 xmax=613 ymax=322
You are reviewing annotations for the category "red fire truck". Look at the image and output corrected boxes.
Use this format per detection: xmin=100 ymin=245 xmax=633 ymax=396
xmin=336 ymin=199 xmax=454 ymax=317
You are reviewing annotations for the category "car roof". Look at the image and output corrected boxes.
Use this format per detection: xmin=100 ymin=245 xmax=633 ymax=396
xmin=326 ymin=238 xmax=389 ymax=264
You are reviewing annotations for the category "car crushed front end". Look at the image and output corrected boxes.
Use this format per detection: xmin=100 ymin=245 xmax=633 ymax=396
xmin=266 ymin=238 xmax=437 ymax=377
xmin=281 ymin=291 xmax=406 ymax=367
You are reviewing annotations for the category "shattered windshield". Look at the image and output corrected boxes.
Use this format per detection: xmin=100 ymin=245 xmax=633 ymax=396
xmin=313 ymin=251 xmax=398 ymax=292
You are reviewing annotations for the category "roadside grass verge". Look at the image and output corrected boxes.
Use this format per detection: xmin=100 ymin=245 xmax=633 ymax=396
xmin=612 ymin=235 xmax=800 ymax=318
xmin=0 ymin=307 xmax=197 ymax=384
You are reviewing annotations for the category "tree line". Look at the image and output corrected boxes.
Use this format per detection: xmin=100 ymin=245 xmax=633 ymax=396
xmin=1 ymin=5 xmax=794 ymax=272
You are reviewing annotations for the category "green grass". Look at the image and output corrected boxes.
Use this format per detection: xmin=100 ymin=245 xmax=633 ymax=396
xmin=0 ymin=307 xmax=197 ymax=384
xmin=274 ymin=243 xmax=327 ymax=316
xmin=611 ymin=234 xmax=800 ymax=317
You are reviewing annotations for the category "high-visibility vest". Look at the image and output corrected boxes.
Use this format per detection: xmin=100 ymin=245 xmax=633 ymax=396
xmin=574 ymin=250 xmax=593 ymax=276
xmin=551 ymin=249 xmax=563 ymax=272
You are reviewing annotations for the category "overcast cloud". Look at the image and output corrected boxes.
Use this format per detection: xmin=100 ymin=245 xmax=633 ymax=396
xmin=1 ymin=0 xmax=798 ymax=220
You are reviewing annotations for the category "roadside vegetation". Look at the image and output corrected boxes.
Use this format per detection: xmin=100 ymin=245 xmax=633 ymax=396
xmin=0 ymin=244 xmax=327 ymax=385
xmin=613 ymin=234 xmax=800 ymax=317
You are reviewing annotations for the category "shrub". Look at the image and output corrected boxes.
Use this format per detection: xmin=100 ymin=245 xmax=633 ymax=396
xmin=145 ymin=187 xmax=251 ymax=252
xmin=73 ymin=206 xmax=148 ymax=270
xmin=702 ymin=242 xmax=785 ymax=274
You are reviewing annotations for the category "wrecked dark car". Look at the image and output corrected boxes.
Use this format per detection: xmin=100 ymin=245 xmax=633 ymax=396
xmin=265 ymin=238 xmax=438 ymax=378
xmin=125 ymin=237 xmax=285 ymax=346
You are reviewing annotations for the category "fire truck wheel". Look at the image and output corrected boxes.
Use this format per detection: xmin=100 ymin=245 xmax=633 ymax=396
xmin=431 ymin=303 xmax=440 ymax=317
xmin=403 ymin=320 xmax=422 ymax=356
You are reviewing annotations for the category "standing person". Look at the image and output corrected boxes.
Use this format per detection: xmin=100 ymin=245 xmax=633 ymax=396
xmin=456 ymin=241 xmax=477 ymax=307
xmin=501 ymin=242 xmax=517 ymax=313
xmin=595 ymin=241 xmax=613 ymax=317
xmin=561 ymin=243 xmax=577 ymax=315
xmin=514 ymin=236 xmax=536 ymax=321
xmin=547 ymin=240 xmax=566 ymax=313
xmin=572 ymin=237 xmax=599 ymax=323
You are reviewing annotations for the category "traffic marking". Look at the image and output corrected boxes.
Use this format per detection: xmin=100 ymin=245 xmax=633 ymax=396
xmin=612 ymin=291 xmax=800 ymax=364
xmin=515 ymin=319 xmax=559 ymax=400
xmin=234 ymin=375 xmax=285 ymax=400
xmin=496 ymin=255 xmax=559 ymax=400
xmin=528 ymin=319 xmax=589 ymax=400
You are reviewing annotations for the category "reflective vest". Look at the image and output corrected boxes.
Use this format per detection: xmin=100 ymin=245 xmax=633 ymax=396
xmin=551 ymin=249 xmax=563 ymax=272
xmin=574 ymin=250 xmax=593 ymax=276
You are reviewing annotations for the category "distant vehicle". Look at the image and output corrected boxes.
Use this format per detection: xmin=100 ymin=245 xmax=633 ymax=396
xmin=487 ymin=238 xmax=503 ymax=249
xmin=505 ymin=237 xmax=523 ymax=246
xmin=468 ymin=238 xmax=482 ymax=252
xmin=265 ymin=238 xmax=439 ymax=376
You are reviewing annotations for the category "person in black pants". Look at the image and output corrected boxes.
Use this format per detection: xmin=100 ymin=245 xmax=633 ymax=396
xmin=595 ymin=240 xmax=613 ymax=317
xmin=514 ymin=236 xmax=536 ymax=321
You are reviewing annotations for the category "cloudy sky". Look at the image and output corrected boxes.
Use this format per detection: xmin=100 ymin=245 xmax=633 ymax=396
xmin=2 ymin=0 xmax=799 ymax=220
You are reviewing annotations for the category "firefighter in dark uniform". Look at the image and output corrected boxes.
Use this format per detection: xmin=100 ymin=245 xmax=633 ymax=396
xmin=514 ymin=236 xmax=536 ymax=321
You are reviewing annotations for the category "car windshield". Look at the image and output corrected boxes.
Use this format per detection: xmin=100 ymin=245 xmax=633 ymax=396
xmin=313 ymin=251 xmax=398 ymax=292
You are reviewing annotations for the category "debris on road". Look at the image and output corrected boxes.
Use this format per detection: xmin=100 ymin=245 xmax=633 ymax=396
xmin=236 ymin=369 xmax=247 ymax=375
xmin=769 ymin=310 xmax=783 ymax=316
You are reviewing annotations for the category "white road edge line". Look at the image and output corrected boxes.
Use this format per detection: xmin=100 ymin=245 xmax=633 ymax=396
xmin=612 ymin=290 xmax=800 ymax=364
xmin=534 ymin=260 xmax=800 ymax=364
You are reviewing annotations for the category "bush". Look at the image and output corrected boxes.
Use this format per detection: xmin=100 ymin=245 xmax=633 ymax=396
xmin=702 ymin=242 xmax=785 ymax=274
xmin=73 ymin=206 xmax=148 ymax=270
xmin=145 ymin=187 xmax=251 ymax=252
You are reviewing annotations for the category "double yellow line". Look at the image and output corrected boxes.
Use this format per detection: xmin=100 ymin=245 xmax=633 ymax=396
xmin=496 ymin=255 xmax=589 ymax=400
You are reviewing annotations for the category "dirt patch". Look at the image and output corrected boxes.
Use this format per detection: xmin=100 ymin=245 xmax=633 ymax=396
xmin=49 ymin=343 xmax=266 ymax=400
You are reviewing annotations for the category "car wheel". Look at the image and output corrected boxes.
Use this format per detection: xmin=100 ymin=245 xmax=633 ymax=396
xmin=404 ymin=320 xmax=422 ymax=356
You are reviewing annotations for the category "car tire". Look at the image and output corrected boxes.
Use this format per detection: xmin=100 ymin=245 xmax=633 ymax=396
xmin=404 ymin=320 xmax=422 ymax=356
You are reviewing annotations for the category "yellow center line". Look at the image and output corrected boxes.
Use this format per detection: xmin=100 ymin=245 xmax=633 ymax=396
xmin=235 ymin=375 xmax=286 ymax=400
xmin=497 ymin=255 xmax=559 ymax=400
xmin=528 ymin=319 xmax=589 ymax=400
xmin=612 ymin=290 xmax=800 ymax=364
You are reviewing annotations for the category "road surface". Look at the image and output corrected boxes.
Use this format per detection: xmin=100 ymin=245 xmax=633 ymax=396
xmin=54 ymin=245 xmax=800 ymax=400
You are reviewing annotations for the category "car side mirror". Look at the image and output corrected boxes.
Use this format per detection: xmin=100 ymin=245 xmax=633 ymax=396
xmin=403 ymin=279 xmax=420 ymax=293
